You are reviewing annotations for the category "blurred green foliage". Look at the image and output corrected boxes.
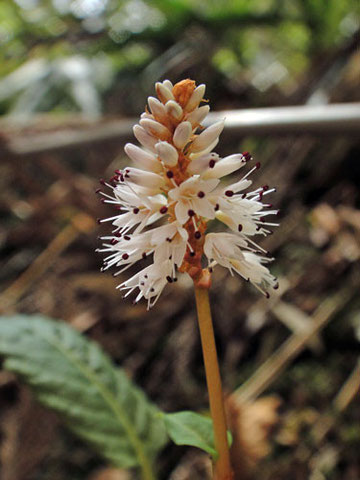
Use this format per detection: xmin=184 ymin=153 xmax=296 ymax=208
xmin=0 ymin=0 xmax=359 ymax=115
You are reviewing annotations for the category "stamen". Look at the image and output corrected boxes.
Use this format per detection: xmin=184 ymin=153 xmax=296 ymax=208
xmin=188 ymin=209 xmax=195 ymax=216
xmin=238 ymin=224 xmax=243 ymax=232
xmin=160 ymin=206 xmax=168 ymax=214
xmin=209 ymin=159 xmax=216 ymax=168
xmin=122 ymin=253 xmax=129 ymax=260
xmin=197 ymin=191 xmax=205 ymax=198
xmin=225 ymin=190 xmax=233 ymax=197
xmin=166 ymin=171 xmax=174 ymax=178
xmin=194 ymin=231 xmax=201 ymax=239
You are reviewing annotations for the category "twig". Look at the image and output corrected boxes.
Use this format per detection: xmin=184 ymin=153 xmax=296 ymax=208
xmin=1 ymin=103 xmax=360 ymax=156
xmin=0 ymin=213 xmax=95 ymax=313
xmin=236 ymin=287 xmax=354 ymax=402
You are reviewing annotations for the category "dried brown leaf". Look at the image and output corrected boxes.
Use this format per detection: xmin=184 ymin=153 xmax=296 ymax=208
xmin=226 ymin=395 xmax=281 ymax=478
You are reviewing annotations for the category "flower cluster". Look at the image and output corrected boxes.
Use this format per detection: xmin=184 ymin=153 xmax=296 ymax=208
xmin=97 ymin=79 xmax=279 ymax=308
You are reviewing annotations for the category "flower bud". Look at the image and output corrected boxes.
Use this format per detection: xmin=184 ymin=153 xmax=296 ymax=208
xmin=165 ymin=100 xmax=183 ymax=120
xmin=140 ymin=118 xmax=171 ymax=141
xmin=186 ymin=105 xmax=210 ymax=126
xmin=184 ymin=84 xmax=205 ymax=112
xmin=190 ymin=120 xmax=225 ymax=153
xmin=155 ymin=81 xmax=175 ymax=104
xmin=173 ymin=121 xmax=192 ymax=149
xmin=155 ymin=141 xmax=178 ymax=167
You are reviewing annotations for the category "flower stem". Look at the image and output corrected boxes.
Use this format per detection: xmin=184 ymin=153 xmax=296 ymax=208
xmin=194 ymin=285 xmax=233 ymax=480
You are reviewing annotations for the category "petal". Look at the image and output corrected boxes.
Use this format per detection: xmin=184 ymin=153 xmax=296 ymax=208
xmin=203 ymin=154 xmax=246 ymax=179
xmin=175 ymin=200 xmax=190 ymax=224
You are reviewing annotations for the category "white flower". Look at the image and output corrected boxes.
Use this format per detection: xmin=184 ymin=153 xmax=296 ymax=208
xmin=204 ymin=233 xmax=278 ymax=295
xmin=97 ymin=79 xmax=279 ymax=307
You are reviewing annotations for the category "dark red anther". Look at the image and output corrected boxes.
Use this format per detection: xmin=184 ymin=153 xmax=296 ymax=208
xmin=197 ymin=191 xmax=205 ymax=198
xmin=160 ymin=206 xmax=168 ymax=214
xmin=110 ymin=238 xmax=118 ymax=245
xmin=265 ymin=292 xmax=270 ymax=299
xmin=255 ymin=162 xmax=261 ymax=169
xmin=166 ymin=276 xmax=173 ymax=283
xmin=99 ymin=178 xmax=106 ymax=185
xmin=276 ymin=210 xmax=280 ymax=217
xmin=188 ymin=209 xmax=195 ymax=217
xmin=194 ymin=231 xmax=201 ymax=239
xmin=115 ymin=169 xmax=121 ymax=175
xmin=209 ymin=159 xmax=216 ymax=168
xmin=262 ymin=185 xmax=269 ymax=191
xmin=133 ymin=208 xmax=139 ymax=214
xmin=166 ymin=171 xmax=174 ymax=178
xmin=274 ymin=282 xmax=279 ymax=290
xmin=122 ymin=253 xmax=129 ymax=260
xmin=166 ymin=237 xmax=172 ymax=242
xmin=241 ymin=193 xmax=246 ymax=199
xmin=225 ymin=190 xmax=234 ymax=197
xmin=101 ymin=198 xmax=106 ymax=204
xmin=124 ymin=235 xmax=131 ymax=240
xmin=238 ymin=224 xmax=243 ymax=232
xmin=242 ymin=151 xmax=252 ymax=162
xmin=97 ymin=218 xmax=102 ymax=224
xmin=214 ymin=203 xmax=219 ymax=211
xmin=189 ymin=251 xmax=196 ymax=257
xmin=95 ymin=188 xmax=101 ymax=194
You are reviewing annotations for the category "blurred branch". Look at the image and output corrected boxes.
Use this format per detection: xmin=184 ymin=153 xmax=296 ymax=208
xmin=0 ymin=213 xmax=95 ymax=313
xmin=1 ymin=103 xmax=360 ymax=156
xmin=235 ymin=285 xmax=355 ymax=403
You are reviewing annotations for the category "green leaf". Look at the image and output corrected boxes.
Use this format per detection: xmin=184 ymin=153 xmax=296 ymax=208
xmin=164 ymin=411 xmax=232 ymax=459
xmin=0 ymin=315 xmax=167 ymax=470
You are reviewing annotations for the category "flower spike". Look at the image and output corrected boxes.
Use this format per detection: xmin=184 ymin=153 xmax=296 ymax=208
xmin=98 ymin=79 xmax=278 ymax=307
